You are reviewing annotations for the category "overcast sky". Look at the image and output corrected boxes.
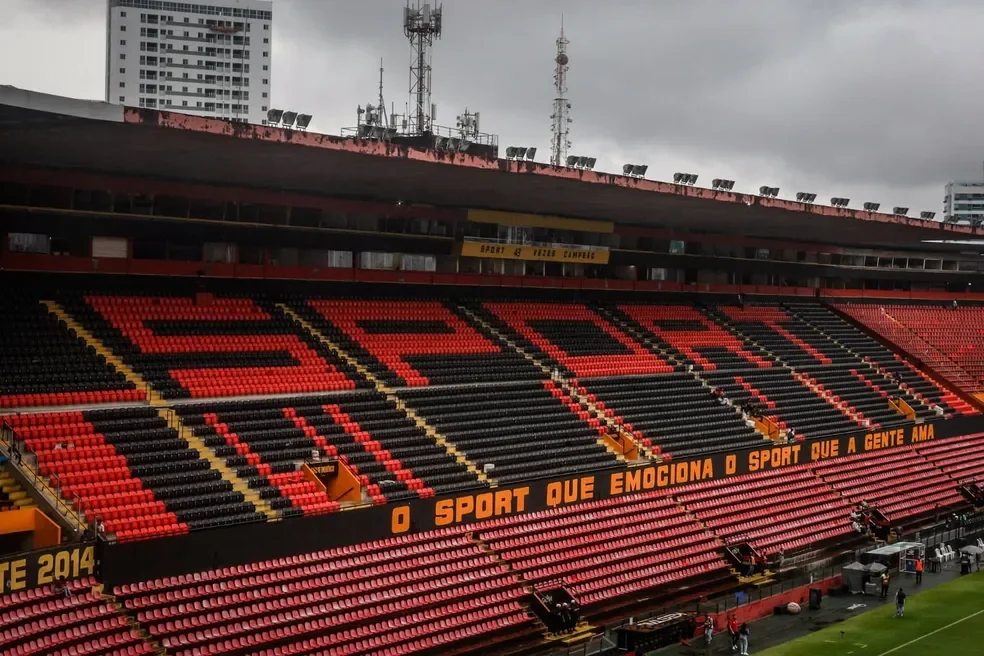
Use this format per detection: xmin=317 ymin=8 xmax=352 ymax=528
xmin=1 ymin=0 xmax=982 ymax=216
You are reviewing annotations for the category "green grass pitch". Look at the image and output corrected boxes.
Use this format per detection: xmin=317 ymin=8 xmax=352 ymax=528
xmin=758 ymin=570 xmax=984 ymax=655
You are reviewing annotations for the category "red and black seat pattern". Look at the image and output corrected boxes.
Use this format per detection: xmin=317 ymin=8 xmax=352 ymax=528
xmin=481 ymin=301 xmax=672 ymax=378
xmin=66 ymin=295 xmax=368 ymax=400
xmin=177 ymin=391 xmax=483 ymax=503
xmin=0 ymin=294 xmax=140 ymax=409
xmin=299 ymin=299 xmax=543 ymax=387
xmin=3 ymin=407 xmax=264 ymax=542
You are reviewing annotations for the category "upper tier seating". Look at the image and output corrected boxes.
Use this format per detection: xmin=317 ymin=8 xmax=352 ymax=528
xmin=177 ymin=391 xmax=482 ymax=503
xmin=843 ymin=304 xmax=984 ymax=393
xmin=914 ymin=433 xmax=984 ymax=485
xmin=777 ymin=304 xmax=942 ymax=422
xmin=719 ymin=305 xmax=912 ymax=429
xmin=812 ymin=448 xmax=967 ymax=522
xmin=2 ymin=407 xmax=265 ymax=541
xmin=480 ymin=301 xmax=673 ymax=378
xmin=113 ymin=530 xmax=533 ymax=656
xmin=0 ymin=295 xmax=140 ymax=409
xmin=300 ymin=299 xmax=544 ymax=387
xmin=674 ymin=465 xmax=854 ymax=554
xmin=821 ymin=304 xmax=974 ymax=413
xmin=398 ymin=380 xmax=621 ymax=484
xmin=67 ymin=295 xmax=369 ymax=399
xmin=0 ymin=577 xmax=152 ymax=656
xmin=578 ymin=374 xmax=764 ymax=458
xmin=476 ymin=489 xmax=731 ymax=607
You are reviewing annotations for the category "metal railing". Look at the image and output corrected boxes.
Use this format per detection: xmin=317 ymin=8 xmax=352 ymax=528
xmin=0 ymin=421 xmax=89 ymax=536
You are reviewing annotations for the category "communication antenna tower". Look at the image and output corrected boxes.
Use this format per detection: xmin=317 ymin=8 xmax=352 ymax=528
xmin=404 ymin=2 xmax=442 ymax=135
xmin=549 ymin=16 xmax=572 ymax=167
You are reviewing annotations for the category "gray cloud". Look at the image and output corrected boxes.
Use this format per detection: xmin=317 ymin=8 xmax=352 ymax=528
xmin=2 ymin=0 xmax=983 ymax=216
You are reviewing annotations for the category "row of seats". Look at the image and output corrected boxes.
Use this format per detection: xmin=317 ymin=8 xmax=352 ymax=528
xmin=398 ymin=380 xmax=621 ymax=484
xmin=176 ymin=391 xmax=483 ymax=504
xmin=112 ymin=530 xmax=534 ymax=656
xmin=0 ymin=577 xmax=152 ymax=656
xmin=66 ymin=295 xmax=369 ymax=399
xmin=806 ymin=304 xmax=972 ymax=415
xmin=481 ymin=301 xmax=673 ymax=379
xmin=2 ymin=407 xmax=265 ymax=542
xmin=915 ymin=433 xmax=984 ymax=485
xmin=302 ymin=299 xmax=544 ymax=387
xmin=880 ymin=305 xmax=984 ymax=387
xmin=0 ymin=295 xmax=138 ymax=409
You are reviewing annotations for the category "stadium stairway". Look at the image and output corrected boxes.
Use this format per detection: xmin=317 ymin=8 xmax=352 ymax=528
xmin=786 ymin=303 xmax=974 ymax=416
xmin=0 ymin=465 xmax=35 ymax=512
xmin=279 ymin=304 xmax=491 ymax=488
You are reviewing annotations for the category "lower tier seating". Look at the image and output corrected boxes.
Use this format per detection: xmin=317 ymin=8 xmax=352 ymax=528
xmin=2 ymin=407 xmax=266 ymax=541
xmin=579 ymin=374 xmax=765 ymax=457
xmin=915 ymin=433 xmax=984 ymax=485
xmin=113 ymin=531 xmax=533 ymax=656
xmin=398 ymin=381 xmax=621 ymax=484
xmin=674 ymin=465 xmax=854 ymax=554
xmin=177 ymin=391 xmax=482 ymax=504
xmin=0 ymin=295 xmax=139 ymax=409
xmin=812 ymin=449 xmax=967 ymax=522
xmin=476 ymin=489 xmax=731 ymax=606
xmin=0 ymin=577 xmax=151 ymax=656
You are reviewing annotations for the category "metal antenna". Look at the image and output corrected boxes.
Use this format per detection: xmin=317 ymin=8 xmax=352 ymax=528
xmin=550 ymin=15 xmax=572 ymax=167
xmin=404 ymin=1 xmax=442 ymax=135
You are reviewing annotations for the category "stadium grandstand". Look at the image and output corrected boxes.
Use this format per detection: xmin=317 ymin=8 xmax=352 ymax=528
xmin=2 ymin=83 xmax=984 ymax=656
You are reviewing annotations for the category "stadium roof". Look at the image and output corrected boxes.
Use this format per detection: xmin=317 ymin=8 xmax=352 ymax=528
xmin=1 ymin=85 xmax=981 ymax=253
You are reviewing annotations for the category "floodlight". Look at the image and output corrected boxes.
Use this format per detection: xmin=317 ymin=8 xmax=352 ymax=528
xmin=830 ymin=197 xmax=850 ymax=208
xmin=712 ymin=178 xmax=735 ymax=191
xmin=435 ymin=136 xmax=448 ymax=150
xmin=281 ymin=111 xmax=298 ymax=128
xmin=446 ymin=137 xmax=461 ymax=151
xmin=943 ymin=215 xmax=958 ymax=224
xmin=295 ymin=114 xmax=312 ymax=130
xmin=525 ymin=147 xmax=537 ymax=160
xmin=674 ymin=172 xmax=698 ymax=185
xmin=505 ymin=146 xmax=517 ymax=158
xmin=623 ymin=164 xmax=634 ymax=175
xmin=759 ymin=186 xmax=780 ymax=198
xmin=566 ymin=155 xmax=578 ymax=167
xmin=583 ymin=157 xmax=597 ymax=170
xmin=893 ymin=207 xmax=909 ymax=216
xmin=920 ymin=211 xmax=936 ymax=220
xmin=623 ymin=163 xmax=648 ymax=178
xmin=267 ymin=108 xmax=284 ymax=123
xmin=796 ymin=192 xmax=817 ymax=203
xmin=514 ymin=147 xmax=528 ymax=159
xmin=863 ymin=202 xmax=880 ymax=212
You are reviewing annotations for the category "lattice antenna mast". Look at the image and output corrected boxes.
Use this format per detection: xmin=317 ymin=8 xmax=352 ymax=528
xmin=404 ymin=2 xmax=442 ymax=135
xmin=550 ymin=16 xmax=572 ymax=167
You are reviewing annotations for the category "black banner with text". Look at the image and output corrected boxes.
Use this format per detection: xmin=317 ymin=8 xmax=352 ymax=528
xmin=0 ymin=543 xmax=97 ymax=593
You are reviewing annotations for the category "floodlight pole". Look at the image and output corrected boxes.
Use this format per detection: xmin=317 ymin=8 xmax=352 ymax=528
xmin=550 ymin=16 xmax=571 ymax=167
xmin=404 ymin=2 xmax=442 ymax=135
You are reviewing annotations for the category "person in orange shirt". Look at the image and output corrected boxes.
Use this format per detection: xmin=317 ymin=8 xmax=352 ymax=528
xmin=728 ymin=616 xmax=740 ymax=652
xmin=915 ymin=558 xmax=923 ymax=585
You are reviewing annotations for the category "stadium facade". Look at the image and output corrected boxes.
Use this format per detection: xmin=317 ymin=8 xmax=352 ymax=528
xmin=105 ymin=0 xmax=273 ymax=125
xmin=1 ymin=86 xmax=984 ymax=655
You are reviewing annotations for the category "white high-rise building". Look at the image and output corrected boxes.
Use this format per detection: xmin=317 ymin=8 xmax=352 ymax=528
xmin=105 ymin=0 xmax=273 ymax=125
xmin=944 ymin=181 xmax=984 ymax=226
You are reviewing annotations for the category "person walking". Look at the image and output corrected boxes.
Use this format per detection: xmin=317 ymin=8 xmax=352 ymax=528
xmin=728 ymin=615 xmax=740 ymax=652
xmin=880 ymin=572 xmax=891 ymax=599
xmin=915 ymin=558 xmax=923 ymax=585
xmin=895 ymin=588 xmax=906 ymax=618
xmin=703 ymin=615 xmax=714 ymax=646
xmin=738 ymin=623 xmax=750 ymax=656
